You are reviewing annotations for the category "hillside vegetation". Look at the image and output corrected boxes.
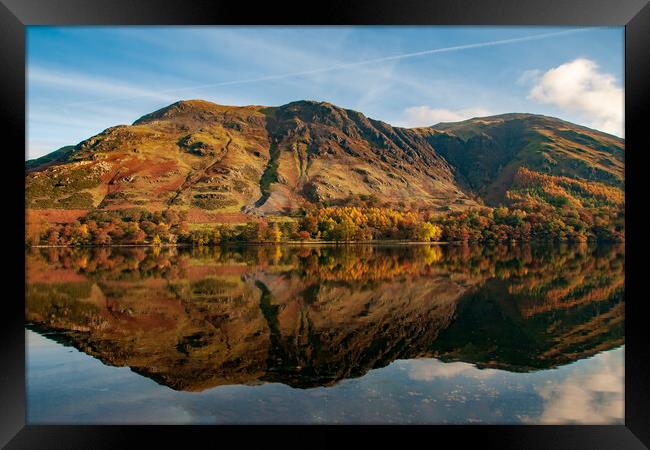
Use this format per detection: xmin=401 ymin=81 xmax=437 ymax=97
xmin=25 ymin=100 xmax=624 ymax=245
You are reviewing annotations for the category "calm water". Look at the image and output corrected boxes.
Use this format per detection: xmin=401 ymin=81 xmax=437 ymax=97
xmin=25 ymin=243 xmax=624 ymax=424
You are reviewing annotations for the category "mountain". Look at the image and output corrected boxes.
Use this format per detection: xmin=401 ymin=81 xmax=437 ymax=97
xmin=420 ymin=113 xmax=623 ymax=204
xmin=25 ymin=145 xmax=76 ymax=171
xmin=26 ymin=100 xmax=475 ymax=218
xmin=26 ymin=99 xmax=624 ymax=223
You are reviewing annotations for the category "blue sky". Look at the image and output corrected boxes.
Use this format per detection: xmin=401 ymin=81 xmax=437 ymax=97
xmin=27 ymin=26 xmax=624 ymax=160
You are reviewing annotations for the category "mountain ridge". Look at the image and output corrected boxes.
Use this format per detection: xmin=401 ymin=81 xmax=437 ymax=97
xmin=25 ymin=99 xmax=624 ymax=244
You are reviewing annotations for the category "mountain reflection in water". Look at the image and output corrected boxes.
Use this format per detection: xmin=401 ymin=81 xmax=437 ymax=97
xmin=26 ymin=243 xmax=624 ymax=394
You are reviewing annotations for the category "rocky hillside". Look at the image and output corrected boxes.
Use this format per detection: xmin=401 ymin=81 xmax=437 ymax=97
xmin=26 ymin=99 xmax=624 ymax=221
xmin=26 ymin=100 xmax=475 ymax=218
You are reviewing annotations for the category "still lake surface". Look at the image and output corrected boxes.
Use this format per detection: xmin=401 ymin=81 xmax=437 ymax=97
xmin=26 ymin=243 xmax=624 ymax=424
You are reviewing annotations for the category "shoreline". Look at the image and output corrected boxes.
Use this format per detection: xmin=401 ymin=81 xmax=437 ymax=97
xmin=30 ymin=240 xmax=454 ymax=248
xmin=28 ymin=239 xmax=618 ymax=249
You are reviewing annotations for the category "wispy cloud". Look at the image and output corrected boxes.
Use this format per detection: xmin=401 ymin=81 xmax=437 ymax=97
xmin=29 ymin=66 xmax=177 ymax=104
xmin=63 ymin=28 xmax=589 ymax=107
xmin=400 ymin=106 xmax=492 ymax=127
xmin=26 ymin=26 xmax=620 ymax=160
xmin=516 ymin=69 xmax=541 ymax=86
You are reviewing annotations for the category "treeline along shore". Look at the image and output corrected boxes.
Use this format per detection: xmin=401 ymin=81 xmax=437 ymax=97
xmin=26 ymin=101 xmax=624 ymax=248
xmin=26 ymin=196 xmax=624 ymax=248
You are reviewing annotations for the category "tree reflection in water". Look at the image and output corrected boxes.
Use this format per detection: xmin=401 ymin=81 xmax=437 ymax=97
xmin=26 ymin=243 xmax=624 ymax=391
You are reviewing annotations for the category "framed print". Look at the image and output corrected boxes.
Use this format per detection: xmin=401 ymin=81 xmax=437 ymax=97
xmin=2 ymin=0 xmax=649 ymax=448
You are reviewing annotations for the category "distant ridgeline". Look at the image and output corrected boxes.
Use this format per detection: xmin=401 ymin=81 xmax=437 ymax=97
xmin=25 ymin=100 xmax=624 ymax=246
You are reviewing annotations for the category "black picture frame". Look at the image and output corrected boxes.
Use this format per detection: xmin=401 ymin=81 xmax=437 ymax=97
xmin=2 ymin=0 xmax=648 ymax=448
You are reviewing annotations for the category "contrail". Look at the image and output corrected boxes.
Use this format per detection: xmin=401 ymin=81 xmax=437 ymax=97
xmin=69 ymin=28 xmax=591 ymax=107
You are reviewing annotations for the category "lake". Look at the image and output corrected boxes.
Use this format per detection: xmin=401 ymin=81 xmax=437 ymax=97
xmin=25 ymin=243 xmax=624 ymax=424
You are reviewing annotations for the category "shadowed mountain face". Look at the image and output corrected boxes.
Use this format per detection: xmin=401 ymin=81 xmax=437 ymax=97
xmin=25 ymin=100 xmax=623 ymax=216
xmin=422 ymin=114 xmax=624 ymax=204
xmin=26 ymin=243 xmax=624 ymax=391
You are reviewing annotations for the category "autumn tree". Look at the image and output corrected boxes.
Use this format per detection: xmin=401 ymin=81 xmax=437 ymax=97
xmin=416 ymin=222 xmax=442 ymax=242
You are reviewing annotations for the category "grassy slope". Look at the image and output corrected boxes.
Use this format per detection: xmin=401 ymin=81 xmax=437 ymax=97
xmin=26 ymin=101 xmax=624 ymax=228
xmin=417 ymin=113 xmax=623 ymax=206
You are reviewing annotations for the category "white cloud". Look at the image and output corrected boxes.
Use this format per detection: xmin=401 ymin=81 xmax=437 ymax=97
xmin=408 ymin=359 xmax=498 ymax=381
xmin=527 ymin=58 xmax=623 ymax=137
xmin=400 ymin=106 xmax=492 ymax=127
xmin=531 ymin=348 xmax=624 ymax=424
